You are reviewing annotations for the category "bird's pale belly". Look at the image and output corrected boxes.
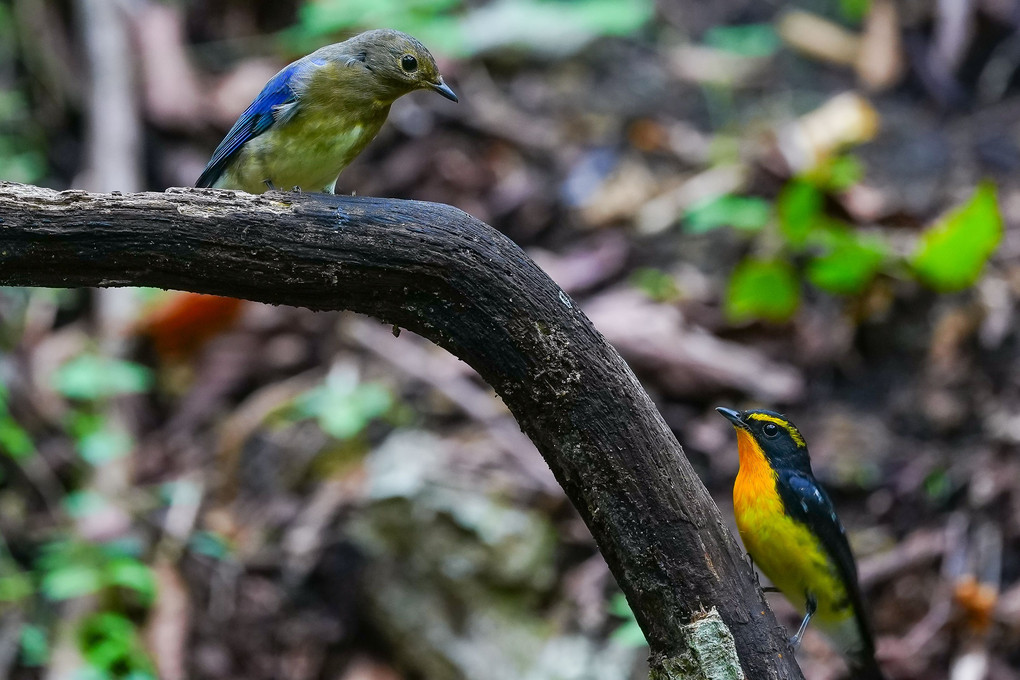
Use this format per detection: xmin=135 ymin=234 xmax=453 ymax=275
xmin=219 ymin=116 xmax=381 ymax=194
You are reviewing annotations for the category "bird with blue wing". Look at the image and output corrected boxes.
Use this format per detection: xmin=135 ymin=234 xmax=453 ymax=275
xmin=717 ymin=407 xmax=886 ymax=680
xmin=197 ymin=29 xmax=457 ymax=194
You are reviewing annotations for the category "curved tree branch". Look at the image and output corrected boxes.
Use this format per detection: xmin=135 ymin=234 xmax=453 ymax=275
xmin=0 ymin=182 xmax=802 ymax=679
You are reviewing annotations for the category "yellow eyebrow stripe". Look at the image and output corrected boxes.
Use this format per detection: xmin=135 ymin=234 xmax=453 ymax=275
xmin=746 ymin=413 xmax=806 ymax=447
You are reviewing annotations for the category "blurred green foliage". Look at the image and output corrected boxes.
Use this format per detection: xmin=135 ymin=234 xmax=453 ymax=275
xmin=682 ymin=157 xmax=1002 ymax=324
xmin=78 ymin=612 xmax=156 ymax=680
xmin=607 ymin=592 xmax=646 ymax=647
xmin=684 ymin=195 xmax=772 ymax=234
xmin=52 ymin=353 xmax=152 ymax=467
xmin=0 ymin=337 xmax=160 ymax=678
xmin=630 ymin=267 xmax=680 ymax=303
xmin=290 ymin=0 xmax=653 ymax=57
xmin=188 ymin=530 xmax=234 ymax=561
xmin=703 ymin=23 xmax=780 ymax=58
xmin=53 ymin=355 xmax=154 ymax=402
xmin=292 ymin=366 xmax=394 ymax=440
xmin=922 ymin=467 xmax=952 ymax=505
xmin=0 ymin=382 xmax=34 ymax=460
xmin=37 ymin=539 xmax=154 ymax=604
xmin=0 ymin=3 xmax=46 ymax=185
xmin=776 ymin=180 xmax=824 ymax=247
xmin=839 ymin=0 xmax=872 ymax=23
xmin=805 ymin=227 xmax=885 ymax=294
xmin=19 ymin=624 xmax=49 ymax=667
xmin=911 ymin=182 xmax=1002 ymax=292
xmin=726 ymin=258 xmax=800 ymax=323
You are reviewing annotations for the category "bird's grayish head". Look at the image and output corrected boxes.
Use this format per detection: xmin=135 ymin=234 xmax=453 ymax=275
xmin=321 ymin=29 xmax=458 ymax=103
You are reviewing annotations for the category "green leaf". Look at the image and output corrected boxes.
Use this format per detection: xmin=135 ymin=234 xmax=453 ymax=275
xmin=295 ymin=375 xmax=393 ymax=440
xmin=53 ymin=355 xmax=153 ymax=401
xmin=607 ymin=593 xmax=647 ymax=646
xmin=840 ymin=0 xmax=871 ymax=23
xmin=0 ymin=416 xmax=34 ymax=460
xmin=77 ymin=425 xmax=134 ymax=465
xmin=41 ymin=563 xmax=104 ymax=600
xmin=100 ymin=536 xmax=146 ymax=560
xmin=189 ymin=531 xmax=232 ymax=560
xmin=923 ymin=468 xmax=951 ymax=503
xmin=293 ymin=0 xmax=653 ymax=57
xmin=777 ymin=180 xmax=823 ymax=247
xmin=79 ymin=612 xmax=153 ymax=673
xmin=0 ymin=571 xmax=33 ymax=602
xmin=608 ymin=592 xmax=633 ymax=618
xmin=297 ymin=0 xmax=460 ymax=36
xmin=20 ymin=624 xmax=49 ymax=667
xmin=457 ymin=0 xmax=653 ymax=57
xmin=704 ymin=23 xmax=780 ymax=57
xmin=911 ymin=182 xmax=1003 ymax=291
xmin=0 ymin=149 xmax=46 ymax=184
xmin=807 ymin=231 xmax=888 ymax=294
xmin=104 ymin=558 xmax=156 ymax=603
xmin=63 ymin=490 xmax=111 ymax=519
xmin=810 ymin=154 xmax=864 ymax=190
xmin=611 ymin=619 xmax=647 ymax=647
xmin=630 ymin=268 xmax=680 ymax=303
xmin=726 ymin=258 xmax=800 ymax=323
xmin=683 ymin=195 xmax=771 ymax=233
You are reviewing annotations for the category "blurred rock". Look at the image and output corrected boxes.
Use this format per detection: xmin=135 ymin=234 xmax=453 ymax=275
xmin=353 ymin=431 xmax=556 ymax=591
xmin=349 ymin=431 xmax=641 ymax=680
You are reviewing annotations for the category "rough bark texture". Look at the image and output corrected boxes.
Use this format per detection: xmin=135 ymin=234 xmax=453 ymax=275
xmin=0 ymin=182 xmax=803 ymax=679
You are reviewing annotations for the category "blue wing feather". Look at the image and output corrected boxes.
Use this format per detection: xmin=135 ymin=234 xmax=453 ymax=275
xmin=779 ymin=471 xmax=878 ymax=662
xmin=196 ymin=61 xmax=304 ymax=188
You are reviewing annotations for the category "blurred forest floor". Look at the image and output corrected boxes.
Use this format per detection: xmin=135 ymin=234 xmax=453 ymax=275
xmin=2 ymin=1 xmax=1020 ymax=679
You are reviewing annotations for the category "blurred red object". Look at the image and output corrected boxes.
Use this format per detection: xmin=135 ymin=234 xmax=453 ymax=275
xmin=138 ymin=292 xmax=244 ymax=360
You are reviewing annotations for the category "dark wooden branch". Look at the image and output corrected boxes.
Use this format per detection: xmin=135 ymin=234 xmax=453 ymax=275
xmin=0 ymin=182 xmax=802 ymax=679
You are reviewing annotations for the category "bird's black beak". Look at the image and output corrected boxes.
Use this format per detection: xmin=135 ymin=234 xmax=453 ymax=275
xmin=716 ymin=407 xmax=744 ymax=427
xmin=429 ymin=77 xmax=458 ymax=102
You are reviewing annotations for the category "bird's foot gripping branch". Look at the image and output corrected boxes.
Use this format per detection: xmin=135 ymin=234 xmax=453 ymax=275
xmin=0 ymin=181 xmax=804 ymax=679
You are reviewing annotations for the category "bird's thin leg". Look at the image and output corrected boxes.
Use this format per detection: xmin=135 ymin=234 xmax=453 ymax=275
xmin=789 ymin=593 xmax=817 ymax=649
xmin=263 ymin=179 xmax=277 ymax=191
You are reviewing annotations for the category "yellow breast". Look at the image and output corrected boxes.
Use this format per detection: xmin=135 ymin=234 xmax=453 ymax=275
xmin=732 ymin=430 xmax=851 ymax=626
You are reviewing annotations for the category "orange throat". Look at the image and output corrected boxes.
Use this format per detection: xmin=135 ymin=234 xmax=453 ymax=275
xmin=732 ymin=429 xmax=780 ymax=519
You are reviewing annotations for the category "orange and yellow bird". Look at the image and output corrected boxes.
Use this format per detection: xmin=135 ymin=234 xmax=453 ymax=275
xmin=717 ymin=408 xmax=885 ymax=679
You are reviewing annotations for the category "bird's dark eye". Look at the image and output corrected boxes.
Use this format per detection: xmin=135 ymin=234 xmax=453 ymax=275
xmin=401 ymin=55 xmax=418 ymax=72
xmin=762 ymin=423 xmax=780 ymax=438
